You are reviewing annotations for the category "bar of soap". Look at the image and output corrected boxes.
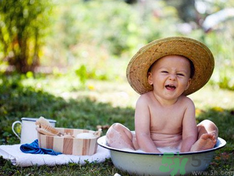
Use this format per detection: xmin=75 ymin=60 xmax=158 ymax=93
xmin=76 ymin=133 xmax=96 ymax=139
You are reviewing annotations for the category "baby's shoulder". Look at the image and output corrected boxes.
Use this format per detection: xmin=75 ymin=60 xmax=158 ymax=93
xmin=178 ymin=95 xmax=195 ymax=107
xmin=138 ymin=91 xmax=154 ymax=99
xmin=136 ymin=92 xmax=152 ymax=104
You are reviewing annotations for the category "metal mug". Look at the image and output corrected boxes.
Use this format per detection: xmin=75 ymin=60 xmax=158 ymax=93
xmin=12 ymin=117 xmax=56 ymax=144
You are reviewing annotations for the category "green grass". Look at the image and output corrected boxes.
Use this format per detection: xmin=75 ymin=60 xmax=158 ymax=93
xmin=0 ymin=74 xmax=234 ymax=176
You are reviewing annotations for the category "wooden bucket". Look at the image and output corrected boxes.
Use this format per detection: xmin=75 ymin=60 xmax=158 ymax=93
xmin=38 ymin=128 xmax=101 ymax=156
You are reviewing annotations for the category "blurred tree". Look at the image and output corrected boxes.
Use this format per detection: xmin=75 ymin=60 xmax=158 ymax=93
xmin=164 ymin=0 xmax=197 ymax=23
xmin=0 ymin=0 xmax=53 ymax=73
xmin=124 ymin=0 xmax=137 ymax=4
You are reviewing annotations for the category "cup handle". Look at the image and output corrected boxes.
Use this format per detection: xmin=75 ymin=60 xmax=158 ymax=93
xmin=12 ymin=121 xmax=21 ymax=140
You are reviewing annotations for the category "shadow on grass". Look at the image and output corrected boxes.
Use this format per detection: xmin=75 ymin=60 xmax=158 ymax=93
xmin=0 ymin=75 xmax=135 ymax=145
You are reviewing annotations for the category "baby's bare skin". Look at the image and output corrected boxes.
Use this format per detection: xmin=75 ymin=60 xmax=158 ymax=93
xmin=134 ymin=91 xmax=217 ymax=153
xmin=106 ymin=120 xmax=217 ymax=153
xmin=191 ymin=133 xmax=217 ymax=151
xmin=148 ymin=94 xmax=193 ymax=149
xmin=134 ymin=91 xmax=197 ymax=153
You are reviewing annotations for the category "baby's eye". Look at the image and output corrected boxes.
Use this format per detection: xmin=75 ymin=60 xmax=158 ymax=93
xmin=177 ymin=73 xmax=185 ymax=76
xmin=161 ymin=71 xmax=168 ymax=73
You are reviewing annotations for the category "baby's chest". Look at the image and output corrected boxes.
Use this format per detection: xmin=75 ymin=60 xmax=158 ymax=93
xmin=150 ymin=109 xmax=184 ymax=130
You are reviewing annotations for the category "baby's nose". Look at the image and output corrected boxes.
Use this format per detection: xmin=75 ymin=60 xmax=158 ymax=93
xmin=169 ymin=74 xmax=176 ymax=80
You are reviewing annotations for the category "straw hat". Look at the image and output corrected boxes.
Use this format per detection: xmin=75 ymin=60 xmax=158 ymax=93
xmin=126 ymin=37 xmax=214 ymax=95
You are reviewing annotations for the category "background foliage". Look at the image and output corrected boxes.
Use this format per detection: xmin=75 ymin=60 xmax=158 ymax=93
xmin=0 ymin=0 xmax=233 ymax=90
xmin=0 ymin=0 xmax=52 ymax=73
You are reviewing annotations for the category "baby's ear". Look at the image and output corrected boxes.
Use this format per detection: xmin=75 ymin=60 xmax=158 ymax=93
xmin=185 ymin=78 xmax=192 ymax=90
xmin=147 ymin=72 xmax=153 ymax=85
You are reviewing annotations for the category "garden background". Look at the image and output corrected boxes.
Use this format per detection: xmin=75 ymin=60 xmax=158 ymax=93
xmin=0 ymin=0 xmax=234 ymax=175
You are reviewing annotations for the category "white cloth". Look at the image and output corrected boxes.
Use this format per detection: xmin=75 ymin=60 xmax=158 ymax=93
xmin=0 ymin=144 xmax=110 ymax=167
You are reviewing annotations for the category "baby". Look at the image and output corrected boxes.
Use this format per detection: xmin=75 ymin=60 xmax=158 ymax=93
xmin=106 ymin=37 xmax=218 ymax=153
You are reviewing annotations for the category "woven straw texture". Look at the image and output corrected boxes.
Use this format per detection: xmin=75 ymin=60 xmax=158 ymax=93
xmin=126 ymin=37 xmax=214 ymax=95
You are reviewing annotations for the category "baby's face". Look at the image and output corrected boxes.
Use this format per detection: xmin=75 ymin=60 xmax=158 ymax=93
xmin=148 ymin=55 xmax=192 ymax=100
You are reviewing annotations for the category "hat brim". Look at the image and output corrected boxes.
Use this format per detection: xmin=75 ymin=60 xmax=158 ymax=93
xmin=126 ymin=37 xmax=214 ymax=95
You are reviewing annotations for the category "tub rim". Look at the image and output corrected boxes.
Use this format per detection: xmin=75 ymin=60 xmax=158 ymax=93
xmin=97 ymin=136 xmax=226 ymax=156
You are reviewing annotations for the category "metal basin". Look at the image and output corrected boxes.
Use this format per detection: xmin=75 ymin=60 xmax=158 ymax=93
xmin=98 ymin=136 xmax=226 ymax=176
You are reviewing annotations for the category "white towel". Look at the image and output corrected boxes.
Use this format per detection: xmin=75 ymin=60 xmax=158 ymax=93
xmin=0 ymin=144 xmax=110 ymax=167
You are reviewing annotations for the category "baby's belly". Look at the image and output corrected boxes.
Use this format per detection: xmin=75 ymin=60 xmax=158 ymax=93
xmin=151 ymin=133 xmax=182 ymax=148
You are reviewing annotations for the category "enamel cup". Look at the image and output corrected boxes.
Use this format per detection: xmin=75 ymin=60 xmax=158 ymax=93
xmin=12 ymin=117 xmax=56 ymax=144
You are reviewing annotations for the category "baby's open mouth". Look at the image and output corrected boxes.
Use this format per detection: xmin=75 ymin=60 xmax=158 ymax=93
xmin=165 ymin=84 xmax=176 ymax=90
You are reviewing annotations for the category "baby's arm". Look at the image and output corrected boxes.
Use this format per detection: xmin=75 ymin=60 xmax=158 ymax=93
xmin=135 ymin=96 xmax=161 ymax=153
xmin=180 ymin=98 xmax=197 ymax=152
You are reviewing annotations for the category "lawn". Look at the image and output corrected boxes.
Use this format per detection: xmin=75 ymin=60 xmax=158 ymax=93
xmin=0 ymin=74 xmax=234 ymax=176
